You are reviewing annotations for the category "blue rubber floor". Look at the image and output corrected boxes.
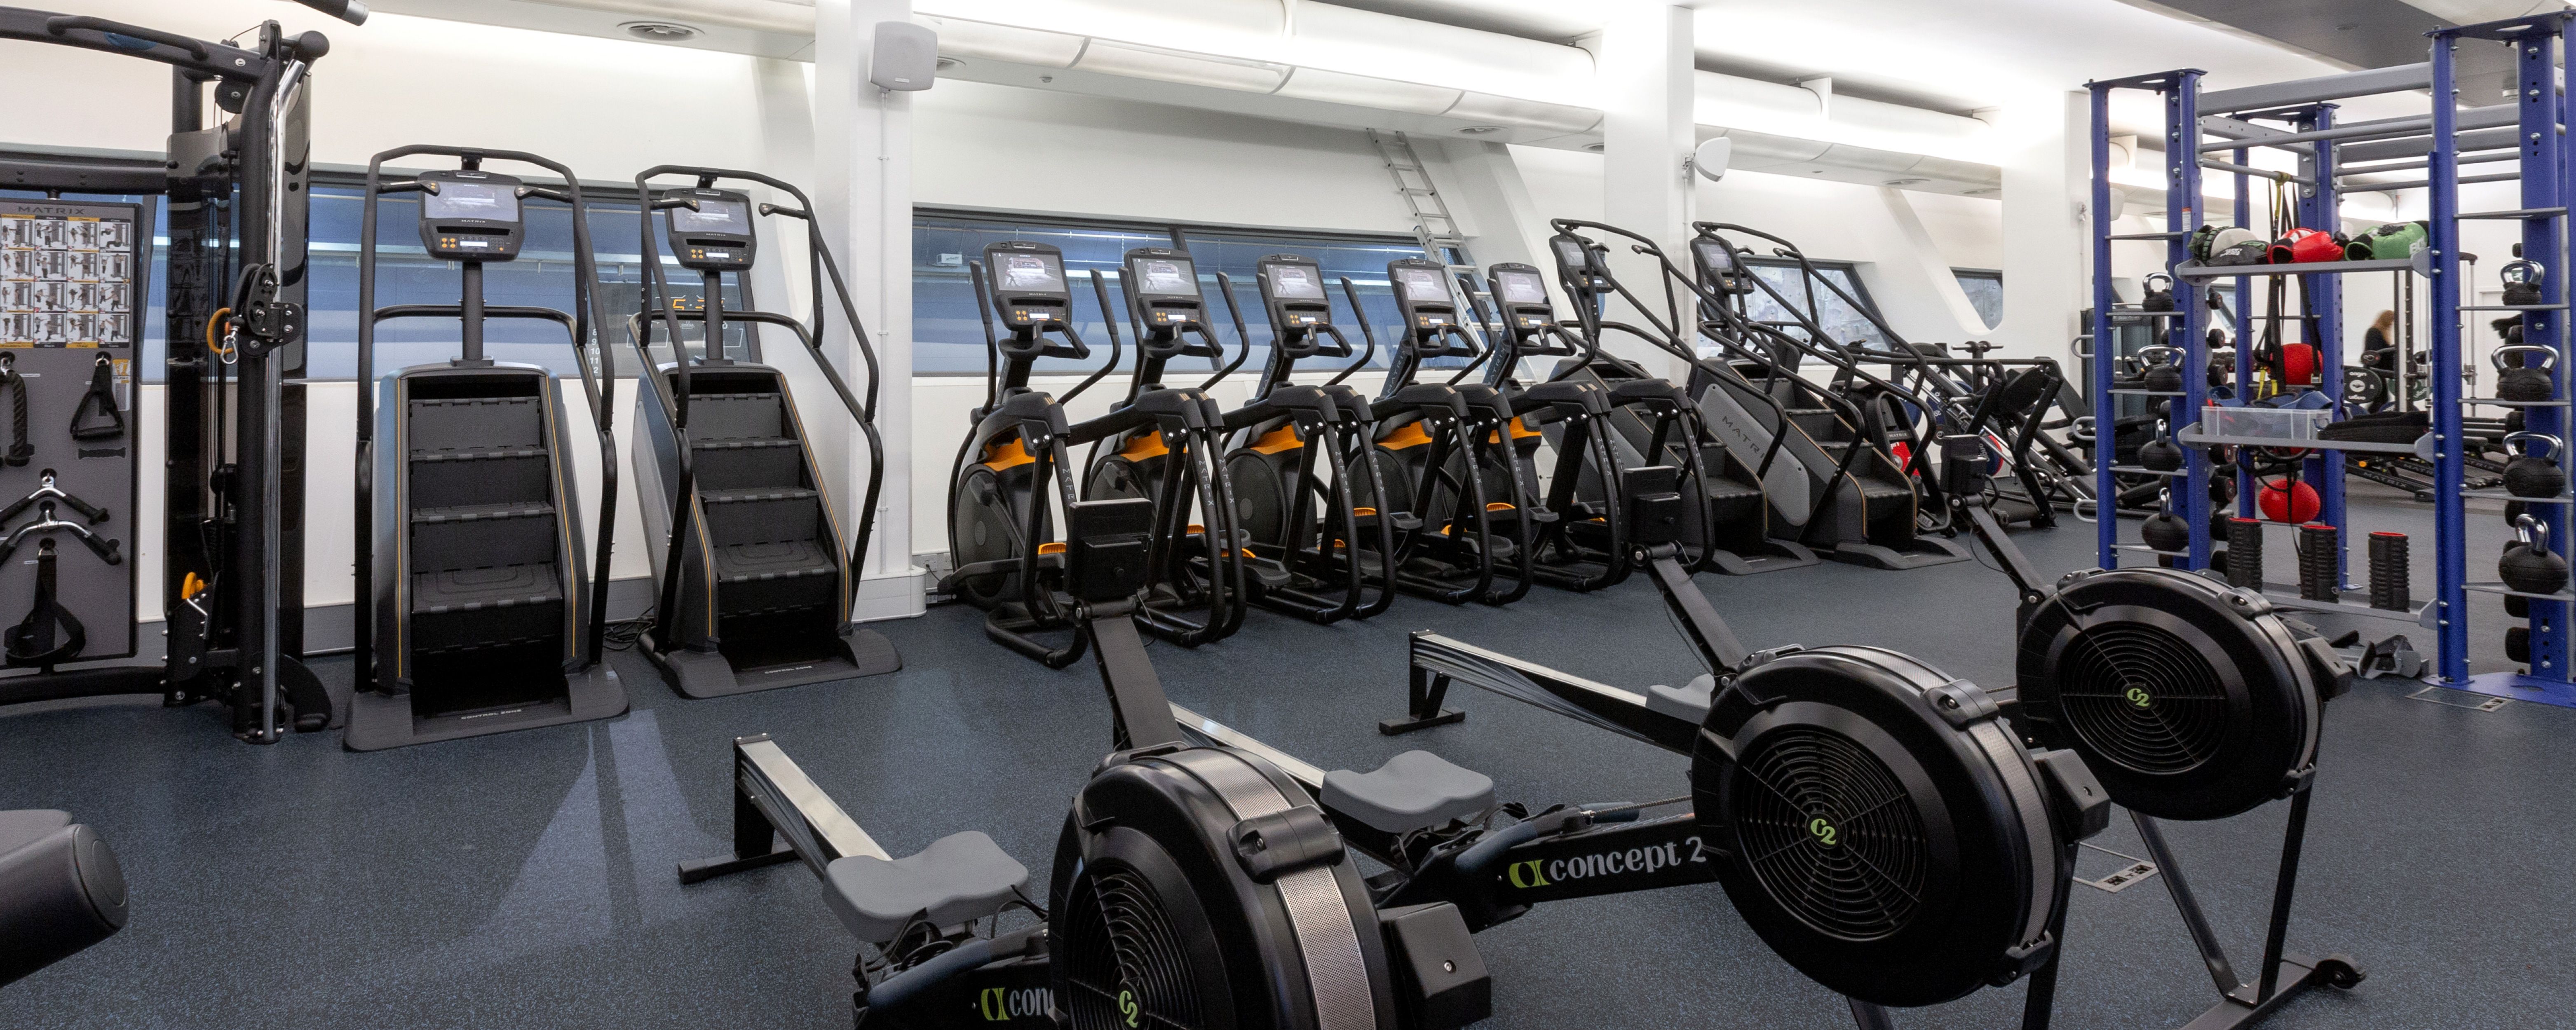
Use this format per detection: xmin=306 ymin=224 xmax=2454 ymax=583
xmin=3 ymin=493 xmax=2570 ymax=1028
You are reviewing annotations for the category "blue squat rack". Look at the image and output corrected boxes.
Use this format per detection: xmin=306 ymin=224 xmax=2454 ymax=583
xmin=2087 ymin=11 xmax=2576 ymax=707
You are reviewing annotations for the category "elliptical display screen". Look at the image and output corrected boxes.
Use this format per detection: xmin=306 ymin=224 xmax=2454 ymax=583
xmin=671 ymin=198 xmax=751 ymax=235
xmin=1496 ymin=269 xmax=1548 ymax=305
xmin=1394 ymin=266 xmax=1450 ymax=304
xmin=996 ymin=251 xmax=1067 ymax=294
xmin=1263 ymin=262 xmax=1324 ymax=300
xmin=423 ymin=181 xmax=519 ymax=222
xmin=1132 ymin=257 xmax=1197 ymax=299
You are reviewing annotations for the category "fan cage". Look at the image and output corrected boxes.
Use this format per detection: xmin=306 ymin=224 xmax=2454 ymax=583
xmin=1731 ymin=726 xmax=1932 ymax=943
xmin=1060 ymin=866 xmax=1211 ymax=1030
xmin=2054 ymin=620 xmax=2230 ymax=775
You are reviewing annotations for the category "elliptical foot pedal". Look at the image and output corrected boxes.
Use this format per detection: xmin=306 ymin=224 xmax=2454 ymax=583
xmin=1321 ymin=751 xmax=1494 ymax=835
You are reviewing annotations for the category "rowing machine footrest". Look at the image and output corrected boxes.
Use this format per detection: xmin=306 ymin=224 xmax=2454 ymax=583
xmin=1645 ymin=673 xmax=1717 ymax=726
xmin=823 ymin=831 xmax=1028 ymax=944
xmin=1321 ymin=751 xmax=1495 ymax=834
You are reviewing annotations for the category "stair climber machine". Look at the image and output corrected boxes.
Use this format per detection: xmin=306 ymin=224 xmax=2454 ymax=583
xmin=1699 ymin=222 xmax=2076 ymax=530
xmin=1069 ymin=247 xmax=1247 ymax=646
xmin=1213 ymin=254 xmax=1403 ymax=623
xmin=1454 ymin=262 xmax=1636 ymax=591
xmin=1350 ymin=258 xmax=1534 ymax=605
xmin=1391 ymin=447 xmax=2365 ymax=1028
xmin=1666 ymin=226 xmax=1971 ymax=569
xmin=945 ymin=241 xmax=1245 ymax=666
xmin=682 ymin=488 xmax=2117 ymax=1029
xmin=625 ymin=170 xmax=900 ymax=698
xmin=347 ymin=148 xmax=624 ymax=751
xmin=1541 ymin=224 xmax=1822 ymax=576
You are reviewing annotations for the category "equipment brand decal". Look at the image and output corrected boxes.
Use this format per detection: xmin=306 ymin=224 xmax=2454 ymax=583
xmin=1504 ymin=836 xmax=1708 ymax=889
xmin=1808 ymin=819 xmax=1839 ymax=846
xmin=1118 ymin=988 xmax=1141 ymax=1027
xmin=2126 ymin=687 xmax=2153 ymax=708
xmin=976 ymin=986 xmax=1051 ymax=1021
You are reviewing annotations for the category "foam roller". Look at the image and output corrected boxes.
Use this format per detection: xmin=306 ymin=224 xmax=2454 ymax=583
xmin=0 ymin=810 xmax=129 ymax=987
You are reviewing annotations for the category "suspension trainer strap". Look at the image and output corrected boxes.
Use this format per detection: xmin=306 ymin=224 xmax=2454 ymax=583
xmin=68 ymin=358 xmax=125 ymax=442
xmin=4 ymin=541 xmax=84 ymax=667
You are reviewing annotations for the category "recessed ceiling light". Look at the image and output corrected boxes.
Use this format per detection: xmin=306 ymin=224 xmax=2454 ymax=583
xmin=621 ymin=21 xmax=701 ymax=42
xmin=1963 ymin=187 xmax=1999 ymax=195
xmin=1884 ymin=178 xmax=1928 ymax=186
xmin=1584 ymin=142 xmax=1605 ymax=152
xmin=936 ymin=56 xmax=964 ymax=71
xmin=1457 ymin=125 xmax=1504 ymax=135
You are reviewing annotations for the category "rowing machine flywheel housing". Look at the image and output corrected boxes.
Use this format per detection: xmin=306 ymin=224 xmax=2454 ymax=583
xmin=1053 ymin=746 xmax=1402 ymax=1030
xmin=1691 ymin=646 xmax=2090 ymax=1007
xmin=2014 ymin=567 xmax=2347 ymax=822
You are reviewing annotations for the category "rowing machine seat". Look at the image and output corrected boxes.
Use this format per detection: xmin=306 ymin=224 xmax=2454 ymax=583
xmin=1646 ymin=672 xmax=1717 ymax=725
xmin=823 ymin=831 xmax=1028 ymax=943
xmin=1322 ymin=750 xmax=1495 ymax=834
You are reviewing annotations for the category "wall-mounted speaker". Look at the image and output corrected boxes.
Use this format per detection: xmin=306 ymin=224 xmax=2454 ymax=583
xmin=871 ymin=21 xmax=939 ymax=92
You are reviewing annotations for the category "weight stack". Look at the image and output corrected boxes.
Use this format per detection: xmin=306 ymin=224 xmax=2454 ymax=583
xmin=2227 ymin=517 xmax=2264 ymax=590
xmin=2369 ymin=532 xmax=2410 ymax=611
xmin=2298 ymin=523 xmax=2339 ymax=602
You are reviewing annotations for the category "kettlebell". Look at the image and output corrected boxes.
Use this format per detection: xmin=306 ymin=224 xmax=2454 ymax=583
xmin=2504 ymin=431 xmax=2567 ymax=498
xmin=2508 ymin=408 xmax=2527 ymax=434
xmin=2142 ymin=487 xmax=2191 ymax=555
xmin=2140 ymin=343 xmax=2185 ymax=392
xmin=2501 ymin=515 xmax=2569 ymax=595
xmin=2141 ymin=273 xmax=2177 ymax=313
xmin=2494 ymin=344 xmax=2557 ymax=402
xmin=2140 ymin=419 xmax=2184 ymax=472
xmin=2507 ymin=499 xmax=2531 ymax=527
xmin=2502 ymin=259 xmax=2546 ymax=308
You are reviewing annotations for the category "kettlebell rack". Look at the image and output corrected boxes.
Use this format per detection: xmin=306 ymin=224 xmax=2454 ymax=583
xmin=2089 ymin=12 xmax=2576 ymax=707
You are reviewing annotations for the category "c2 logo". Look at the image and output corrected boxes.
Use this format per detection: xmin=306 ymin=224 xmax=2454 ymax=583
xmin=2125 ymin=686 xmax=2153 ymax=708
xmin=1505 ymin=859 xmax=1551 ymax=889
xmin=1808 ymin=818 xmax=1839 ymax=846
xmin=1118 ymin=989 xmax=1140 ymax=1028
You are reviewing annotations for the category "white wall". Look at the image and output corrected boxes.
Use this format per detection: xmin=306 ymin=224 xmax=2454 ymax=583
xmin=7 ymin=2 xmax=2019 ymax=616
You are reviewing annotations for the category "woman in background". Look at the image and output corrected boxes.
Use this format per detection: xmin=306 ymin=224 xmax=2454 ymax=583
xmin=2362 ymin=309 xmax=2396 ymax=369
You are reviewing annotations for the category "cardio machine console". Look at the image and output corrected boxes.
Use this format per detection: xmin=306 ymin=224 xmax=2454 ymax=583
xmin=1488 ymin=263 xmax=1555 ymax=332
xmin=662 ymin=188 xmax=757 ymax=272
xmin=416 ymin=169 xmax=525 ymax=262
xmin=1255 ymin=255 xmax=1331 ymax=331
xmin=1387 ymin=258 xmax=1475 ymax=358
xmin=1122 ymin=247 xmax=1202 ymax=328
xmin=981 ymin=241 xmax=1072 ymax=331
xmin=1690 ymin=236 xmax=1754 ymax=295
xmin=1548 ymin=232 xmax=1610 ymax=297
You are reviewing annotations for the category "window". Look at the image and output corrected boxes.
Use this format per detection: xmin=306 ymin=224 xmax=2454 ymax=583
xmin=1953 ymin=268 xmax=2002 ymax=331
xmin=912 ymin=209 xmax=1424 ymax=377
xmin=1725 ymin=257 xmax=1889 ymax=353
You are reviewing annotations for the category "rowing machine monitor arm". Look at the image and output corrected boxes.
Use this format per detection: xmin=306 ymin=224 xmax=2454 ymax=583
xmin=1066 ymin=497 xmax=1185 ymax=751
xmin=1624 ymin=466 xmax=1753 ymax=675
xmin=1940 ymin=433 xmax=2050 ymax=614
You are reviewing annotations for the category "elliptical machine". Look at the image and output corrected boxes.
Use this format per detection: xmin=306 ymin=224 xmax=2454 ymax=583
xmin=624 ymin=168 xmax=901 ymax=698
xmin=1351 ymin=258 xmax=1532 ymax=605
xmin=347 ymin=147 xmax=624 ymax=751
xmin=1216 ymin=254 xmax=1401 ymax=622
xmin=1071 ymin=248 xmax=1247 ymax=647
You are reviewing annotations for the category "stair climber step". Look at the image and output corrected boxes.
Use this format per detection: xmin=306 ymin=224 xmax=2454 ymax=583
xmin=692 ymin=435 xmax=807 ymax=490
xmin=680 ymin=391 xmax=789 ymax=440
xmin=411 ymin=444 xmax=549 ymax=462
xmin=700 ymin=487 xmax=824 ymax=546
xmin=412 ymin=564 xmax=565 ymax=613
xmin=411 ymin=500 xmax=555 ymax=524
xmin=711 ymin=539 xmax=839 ymax=617
xmin=409 ymin=396 xmax=542 ymax=452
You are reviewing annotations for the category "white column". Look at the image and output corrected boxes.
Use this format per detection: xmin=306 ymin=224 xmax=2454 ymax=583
xmin=1987 ymin=91 xmax=2089 ymax=361
xmin=1594 ymin=1 xmax=1695 ymax=379
xmin=815 ymin=0 xmax=927 ymax=621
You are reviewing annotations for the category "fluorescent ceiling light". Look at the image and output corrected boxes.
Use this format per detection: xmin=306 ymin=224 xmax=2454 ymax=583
xmin=919 ymin=15 xmax=1085 ymax=68
xmin=1076 ymin=39 xmax=1289 ymax=92
xmin=1275 ymin=67 xmax=1461 ymax=115
xmin=1443 ymin=92 xmax=1600 ymax=134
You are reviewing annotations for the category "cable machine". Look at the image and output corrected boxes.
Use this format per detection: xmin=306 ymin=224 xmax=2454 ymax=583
xmin=0 ymin=3 xmax=359 ymax=743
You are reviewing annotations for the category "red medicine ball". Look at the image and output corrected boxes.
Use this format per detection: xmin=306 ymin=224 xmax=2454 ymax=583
xmin=2258 ymin=478 xmax=2320 ymax=522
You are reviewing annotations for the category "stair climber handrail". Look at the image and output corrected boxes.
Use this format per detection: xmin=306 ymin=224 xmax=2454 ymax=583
xmin=354 ymin=143 xmax=616 ymax=687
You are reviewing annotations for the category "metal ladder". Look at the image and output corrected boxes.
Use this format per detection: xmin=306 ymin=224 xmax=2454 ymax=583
xmin=1367 ymin=129 xmax=1488 ymax=322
